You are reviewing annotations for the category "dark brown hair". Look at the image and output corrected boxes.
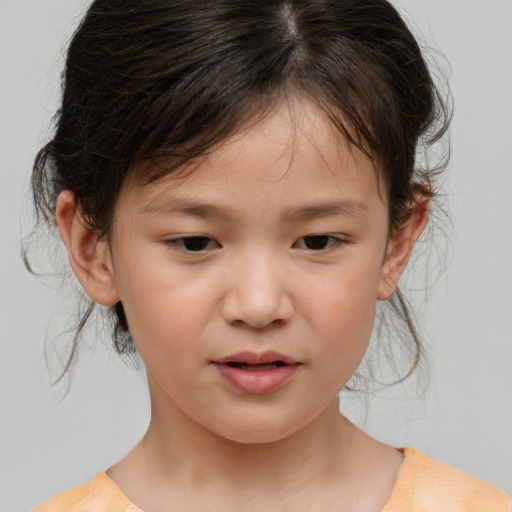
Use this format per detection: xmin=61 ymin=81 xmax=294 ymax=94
xmin=30 ymin=0 xmax=451 ymax=382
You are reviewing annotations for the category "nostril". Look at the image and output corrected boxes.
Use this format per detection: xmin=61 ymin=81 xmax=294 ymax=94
xmin=221 ymin=284 xmax=294 ymax=330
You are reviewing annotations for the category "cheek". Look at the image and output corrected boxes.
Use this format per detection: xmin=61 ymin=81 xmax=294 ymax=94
xmin=316 ymin=294 xmax=375 ymax=362
xmin=314 ymin=259 xmax=380 ymax=325
xmin=128 ymin=287 xmax=207 ymax=346
xmin=306 ymin=260 xmax=381 ymax=363
xmin=123 ymin=289 xmax=211 ymax=393
xmin=113 ymin=255 xmax=215 ymax=363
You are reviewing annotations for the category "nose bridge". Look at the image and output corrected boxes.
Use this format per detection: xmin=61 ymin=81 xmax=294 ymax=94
xmin=223 ymin=245 xmax=293 ymax=328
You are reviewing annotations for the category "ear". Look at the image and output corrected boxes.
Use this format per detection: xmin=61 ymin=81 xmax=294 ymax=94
xmin=377 ymin=195 xmax=430 ymax=301
xmin=56 ymin=190 xmax=120 ymax=306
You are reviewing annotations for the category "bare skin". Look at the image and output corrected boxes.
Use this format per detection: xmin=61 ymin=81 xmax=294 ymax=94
xmin=57 ymin=97 xmax=426 ymax=512
xmin=108 ymin=397 xmax=404 ymax=512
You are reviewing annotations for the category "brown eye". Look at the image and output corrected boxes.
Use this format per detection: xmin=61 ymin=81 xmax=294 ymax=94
xmin=295 ymin=235 xmax=341 ymax=251
xmin=304 ymin=235 xmax=329 ymax=250
xmin=170 ymin=236 xmax=216 ymax=252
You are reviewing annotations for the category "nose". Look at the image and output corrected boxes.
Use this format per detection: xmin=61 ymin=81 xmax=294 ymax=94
xmin=221 ymin=251 xmax=294 ymax=329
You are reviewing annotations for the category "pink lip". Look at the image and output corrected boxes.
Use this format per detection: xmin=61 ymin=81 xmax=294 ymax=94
xmin=212 ymin=351 xmax=300 ymax=394
xmin=213 ymin=351 xmax=297 ymax=365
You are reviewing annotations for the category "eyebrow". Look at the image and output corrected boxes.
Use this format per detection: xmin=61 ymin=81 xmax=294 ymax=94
xmin=143 ymin=199 xmax=236 ymax=220
xmin=143 ymin=198 xmax=367 ymax=221
xmin=281 ymin=200 xmax=367 ymax=221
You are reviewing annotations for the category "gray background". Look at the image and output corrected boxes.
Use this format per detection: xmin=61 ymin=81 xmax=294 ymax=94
xmin=1 ymin=1 xmax=511 ymax=510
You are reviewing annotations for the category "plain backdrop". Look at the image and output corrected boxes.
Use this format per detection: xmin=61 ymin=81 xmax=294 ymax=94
xmin=1 ymin=1 xmax=511 ymax=510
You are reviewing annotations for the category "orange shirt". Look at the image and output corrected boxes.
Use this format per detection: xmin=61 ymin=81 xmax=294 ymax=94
xmin=34 ymin=448 xmax=511 ymax=512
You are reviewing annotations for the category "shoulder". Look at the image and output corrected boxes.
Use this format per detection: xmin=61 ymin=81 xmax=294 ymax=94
xmin=384 ymin=447 xmax=511 ymax=512
xmin=32 ymin=472 xmax=142 ymax=512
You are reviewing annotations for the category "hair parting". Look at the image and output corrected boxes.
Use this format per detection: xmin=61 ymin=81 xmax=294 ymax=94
xmin=27 ymin=0 xmax=451 ymax=386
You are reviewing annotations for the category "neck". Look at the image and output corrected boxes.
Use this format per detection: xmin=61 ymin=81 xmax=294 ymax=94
xmin=108 ymin=377 xmax=403 ymax=512
xmin=142 ymin=385 xmax=354 ymax=494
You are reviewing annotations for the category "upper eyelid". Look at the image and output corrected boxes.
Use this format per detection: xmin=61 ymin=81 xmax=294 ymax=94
xmin=165 ymin=233 xmax=344 ymax=241
xmin=294 ymin=234 xmax=346 ymax=249
xmin=164 ymin=234 xmax=348 ymax=250
xmin=297 ymin=234 xmax=346 ymax=241
xmin=166 ymin=235 xmax=219 ymax=251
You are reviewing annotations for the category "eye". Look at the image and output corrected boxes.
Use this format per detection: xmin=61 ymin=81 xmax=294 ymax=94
xmin=294 ymin=235 xmax=342 ymax=251
xmin=167 ymin=236 xmax=219 ymax=252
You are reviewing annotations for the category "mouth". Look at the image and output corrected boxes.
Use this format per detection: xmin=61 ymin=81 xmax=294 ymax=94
xmin=212 ymin=352 xmax=300 ymax=394
xmin=212 ymin=351 xmax=298 ymax=366
xmin=224 ymin=361 xmax=288 ymax=371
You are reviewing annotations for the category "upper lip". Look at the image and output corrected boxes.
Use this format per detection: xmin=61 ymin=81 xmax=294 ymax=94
xmin=212 ymin=351 xmax=298 ymax=365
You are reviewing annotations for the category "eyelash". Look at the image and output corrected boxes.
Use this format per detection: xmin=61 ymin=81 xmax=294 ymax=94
xmin=293 ymin=235 xmax=344 ymax=251
xmin=165 ymin=235 xmax=345 ymax=253
xmin=167 ymin=236 xmax=219 ymax=252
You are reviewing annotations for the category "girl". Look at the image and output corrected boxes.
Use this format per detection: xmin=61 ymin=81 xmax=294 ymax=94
xmin=28 ymin=0 xmax=510 ymax=510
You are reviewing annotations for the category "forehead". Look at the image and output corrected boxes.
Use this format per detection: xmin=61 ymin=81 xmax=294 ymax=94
xmin=124 ymin=98 xmax=386 ymax=215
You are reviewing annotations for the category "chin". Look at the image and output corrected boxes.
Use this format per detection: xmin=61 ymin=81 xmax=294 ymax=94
xmin=204 ymin=409 xmax=312 ymax=445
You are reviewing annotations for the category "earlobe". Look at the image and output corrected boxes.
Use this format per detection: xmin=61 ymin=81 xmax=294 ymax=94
xmin=56 ymin=190 xmax=120 ymax=306
xmin=377 ymin=196 xmax=430 ymax=301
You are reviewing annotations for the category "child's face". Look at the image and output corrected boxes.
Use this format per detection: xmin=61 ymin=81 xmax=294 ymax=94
xmin=96 ymin=99 xmax=405 ymax=443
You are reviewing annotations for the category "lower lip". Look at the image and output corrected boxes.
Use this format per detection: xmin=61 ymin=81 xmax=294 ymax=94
xmin=213 ymin=364 xmax=299 ymax=394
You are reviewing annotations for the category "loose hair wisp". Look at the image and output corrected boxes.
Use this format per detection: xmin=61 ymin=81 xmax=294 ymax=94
xmin=30 ymin=0 xmax=451 ymax=384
